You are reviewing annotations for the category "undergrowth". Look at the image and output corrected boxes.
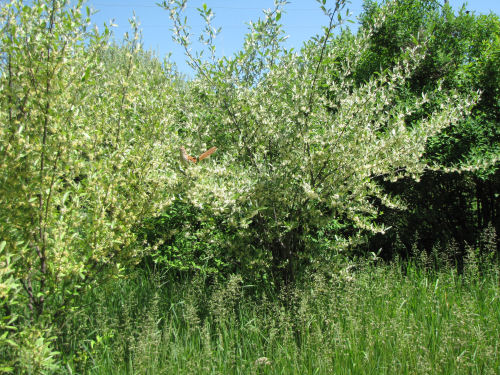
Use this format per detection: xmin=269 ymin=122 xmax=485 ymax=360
xmin=60 ymin=258 xmax=500 ymax=374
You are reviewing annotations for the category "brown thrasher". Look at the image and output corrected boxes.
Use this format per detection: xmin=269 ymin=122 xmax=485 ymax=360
xmin=180 ymin=146 xmax=217 ymax=166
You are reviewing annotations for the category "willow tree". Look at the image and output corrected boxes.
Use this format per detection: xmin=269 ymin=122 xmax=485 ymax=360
xmin=0 ymin=0 xmax=177 ymax=370
xmin=159 ymin=0 xmax=475 ymax=282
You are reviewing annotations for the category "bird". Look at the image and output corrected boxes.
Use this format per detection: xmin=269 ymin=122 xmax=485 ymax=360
xmin=179 ymin=146 xmax=217 ymax=166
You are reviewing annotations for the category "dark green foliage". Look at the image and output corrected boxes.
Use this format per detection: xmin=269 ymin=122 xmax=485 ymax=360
xmin=357 ymin=0 xmax=441 ymax=85
xmin=371 ymin=171 xmax=477 ymax=259
xmin=138 ymin=199 xmax=230 ymax=276
xmin=356 ymin=0 xmax=500 ymax=259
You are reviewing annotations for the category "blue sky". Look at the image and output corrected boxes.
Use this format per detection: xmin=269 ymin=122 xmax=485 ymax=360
xmin=85 ymin=0 xmax=500 ymax=76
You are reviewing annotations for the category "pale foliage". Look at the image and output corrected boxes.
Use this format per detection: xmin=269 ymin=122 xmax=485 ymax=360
xmin=162 ymin=0 xmax=475 ymax=275
xmin=0 ymin=1 xmax=178 ymax=367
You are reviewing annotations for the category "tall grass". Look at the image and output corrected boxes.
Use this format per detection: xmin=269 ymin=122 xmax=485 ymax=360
xmin=61 ymin=259 xmax=500 ymax=374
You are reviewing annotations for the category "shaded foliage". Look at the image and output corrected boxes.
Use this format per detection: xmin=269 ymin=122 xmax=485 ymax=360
xmin=356 ymin=0 xmax=499 ymax=258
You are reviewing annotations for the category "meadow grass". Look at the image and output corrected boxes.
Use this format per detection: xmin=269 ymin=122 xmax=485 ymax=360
xmin=62 ymin=260 xmax=500 ymax=374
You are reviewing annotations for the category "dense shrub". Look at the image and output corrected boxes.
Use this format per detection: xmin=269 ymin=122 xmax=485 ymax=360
xmin=156 ymin=0 xmax=474 ymax=283
xmin=0 ymin=0 xmax=178 ymax=370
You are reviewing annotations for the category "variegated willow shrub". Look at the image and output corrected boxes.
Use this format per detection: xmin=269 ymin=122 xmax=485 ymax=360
xmin=0 ymin=0 xmax=183 ymax=370
xmin=153 ymin=0 xmax=477 ymax=283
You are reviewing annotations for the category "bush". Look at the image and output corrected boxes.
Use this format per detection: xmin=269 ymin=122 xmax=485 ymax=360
xmin=0 ymin=0 xmax=177 ymax=367
xmin=157 ymin=0 xmax=475 ymax=282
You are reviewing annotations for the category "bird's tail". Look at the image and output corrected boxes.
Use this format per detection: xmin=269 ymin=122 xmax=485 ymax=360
xmin=198 ymin=146 xmax=217 ymax=161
